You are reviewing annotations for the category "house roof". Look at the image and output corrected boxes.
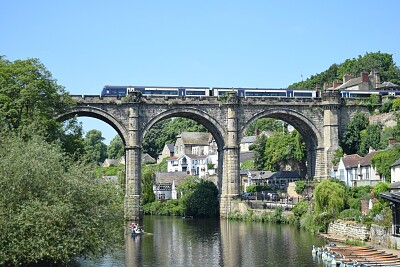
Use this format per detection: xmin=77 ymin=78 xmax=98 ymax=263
xmin=180 ymin=132 xmax=210 ymax=146
xmin=342 ymin=154 xmax=363 ymax=168
xmin=168 ymin=154 xmax=208 ymax=161
xmin=241 ymin=136 xmax=257 ymax=144
xmin=359 ymin=151 xmax=378 ymax=167
xmin=166 ymin=144 xmax=174 ymax=152
xmin=381 ymin=81 xmax=400 ymax=88
xmin=391 ymin=159 xmax=400 ymax=168
xmin=102 ymin=158 xmax=120 ymax=167
xmin=142 ymin=153 xmax=156 ymax=163
xmin=270 ymin=171 xmax=301 ymax=179
xmin=155 ymin=172 xmax=189 ymax=186
xmin=336 ymin=76 xmax=363 ymax=90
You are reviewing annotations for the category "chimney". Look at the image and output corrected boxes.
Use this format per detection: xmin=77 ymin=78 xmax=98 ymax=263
xmin=373 ymin=70 xmax=381 ymax=88
xmin=343 ymin=74 xmax=354 ymax=83
xmin=333 ymin=80 xmax=343 ymax=89
xmin=361 ymin=72 xmax=369 ymax=83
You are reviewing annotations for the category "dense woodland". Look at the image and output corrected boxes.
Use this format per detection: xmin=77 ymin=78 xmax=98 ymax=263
xmin=1 ymin=51 xmax=400 ymax=265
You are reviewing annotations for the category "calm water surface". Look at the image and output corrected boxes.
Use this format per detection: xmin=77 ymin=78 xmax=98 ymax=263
xmin=77 ymin=216 xmax=326 ymax=267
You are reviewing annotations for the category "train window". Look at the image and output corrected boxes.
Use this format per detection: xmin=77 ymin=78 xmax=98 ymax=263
xmin=293 ymin=92 xmax=313 ymax=97
xmin=245 ymin=91 xmax=286 ymax=97
xmin=186 ymin=90 xmax=206 ymax=95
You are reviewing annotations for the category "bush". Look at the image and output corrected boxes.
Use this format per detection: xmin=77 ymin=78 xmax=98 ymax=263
xmin=0 ymin=135 xmax=124 ymax=265
xmin=339 ymin=209 xmax=361 ymax=221
xmin=292 ymin=201 xmax=309 ymax=219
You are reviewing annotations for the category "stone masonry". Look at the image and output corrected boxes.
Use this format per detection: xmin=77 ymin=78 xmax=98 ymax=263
xmin=57 ymin=91 xmax=369 ymax=221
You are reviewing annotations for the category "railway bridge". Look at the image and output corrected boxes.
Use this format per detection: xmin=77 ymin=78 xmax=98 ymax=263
xmin=57 ymin=90 xmax=365 ymax=221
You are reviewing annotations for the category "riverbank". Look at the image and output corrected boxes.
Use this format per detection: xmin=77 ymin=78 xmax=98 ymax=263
xmin=319 ymin=232 xmax=400 ymax=258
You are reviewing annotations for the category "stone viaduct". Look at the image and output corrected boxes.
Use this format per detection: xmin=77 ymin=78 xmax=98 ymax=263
xmin=57 ymin=90 xmax=366 ymax=221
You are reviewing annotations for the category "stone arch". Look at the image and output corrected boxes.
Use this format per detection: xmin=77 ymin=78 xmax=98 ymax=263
xmin=142 ymin=107 xmax=226 ymax=150
xmin=241 ymin=108 xmax=322 ymax=178
xmin=142 ymin=107 xmax=227 ymax=194
xmin=57 ymin=106 xmax=129 ymax=145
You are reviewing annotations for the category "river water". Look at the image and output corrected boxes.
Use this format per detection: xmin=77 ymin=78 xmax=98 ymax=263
xmin=76 ymin=216 xmax=327 ymax=267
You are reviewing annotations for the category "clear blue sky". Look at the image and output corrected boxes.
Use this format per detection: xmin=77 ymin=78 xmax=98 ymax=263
xmin=2 ymin=0 xmax=400 ymax=145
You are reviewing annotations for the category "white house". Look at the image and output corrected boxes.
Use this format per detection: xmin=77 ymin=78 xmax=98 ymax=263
xmin=391 ymin=159 xmax=400 ymax=183
xmin=168 ymin=154 xmax=209 ymax=178
xmin=153 ymin=172 xmax=188 ymax=200
xmin=335 ymin=151 xmax=382 ymax=187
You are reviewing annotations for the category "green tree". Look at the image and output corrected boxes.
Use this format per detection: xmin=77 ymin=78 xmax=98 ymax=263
xmin=142 ymin=169 xmax=156 ymax=205
xmin=0 ymin=134 xmax=124 ymax=265
xmin=107 ymin=135 xmax=125 ymax=159
xmin=288 ymin=52 xmax=400 ymax=88
xmin=314 ymin=179 xmax=346 ymax=216
xmin=0 ymin=56 xmax=84 ymax=158
xmin=250 ymin=134 xmax=267 ymax=170
xmin=263 ymin=130 xmax=306 ymax=171
xmin=340 ymin=113 xmax=368 ymax=155
xmin=358 ymin=123 xmax=384 ymax=156
xmin=83 ymin=129 xmax=108 ymax=164
xmin=332 ymin=147 xmax=344 ymax=165
xmin=246 ymin=118 xmax=283 ymax=136
xmin=371 ymin=146 xmax=400 ymax=182
xmin=177 ymin=176 xmax=219 ymax=217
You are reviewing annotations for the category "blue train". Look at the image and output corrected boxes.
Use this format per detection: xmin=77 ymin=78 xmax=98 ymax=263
xmin=101 ymin=85 xmax=318 ymax=98
xmin=101 ymin=85 xmax=400 ymax=99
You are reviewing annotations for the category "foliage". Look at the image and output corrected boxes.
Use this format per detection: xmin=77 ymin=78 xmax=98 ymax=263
xmin=240 ymin=159 xmax=255 ymax=170
xmin=143 ymin=200 xmax=184 ymax=216
xmin=263 ymin=130 xmax=306 ymax=171
xmin=393 ymin=98 xmax=400 ymax=110
xmin=380 ymin=99 xmax=393 ymax=113
xmin=295 ymin=181 xmax=307 ymax=194
xmin=371 ymin=146 xmax=400 ymax=182
xmin=0 ymin=134 xmax=124 ymax=265
xmin=82 ymin=129 xmax=108 ymax=164
xmin=359 ymin=123 xmax=384 ymax=156
xmin=245 ymin=185 xmax=267 ymax=193
xmin=246 ymin=118 xmax=283 ymax=136
xmin=271 ymin=207 xmax=285 ymax=224
xmin=292 ymin=201 xmax=309 ymax=219
xmin=143 ymin=118 xmax=208 ymax=159
xmin=314 ymin=179 xmax=345 ymax=216
xmin=339 ymin=209 xmax=361 ymax=221
xmin=340 ymin=113 xmax=368 ymax=155
xmin=177 ymin=176 xmax=219 ymax=217
xmin=251 ymin=134 xmax=267 ymax=170
xmin=0 ymin=56 xmax=85 ymax=158
xmin=107 ymin=135 xmax=124 ymax=159
xmin=313 ymin=212 xmax=335 ymax=233
xmin=288 ymin=52 xmax=400 ymax=89
xmin=332 ymin=147 xmax=344 ymax=165
xmin=142 ymin=168 xmax=156 ymax=205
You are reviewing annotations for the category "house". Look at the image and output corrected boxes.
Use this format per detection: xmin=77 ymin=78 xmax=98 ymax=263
xmin=142 ymin=153 xmax=156 ymax=164
xmin=167 ymin=154 xmax=209 ymax=178
xmin=380 ymin=191 xmax=400 ymax=242
xmin=157 ymin=144 xmax=174 ymax=164
xmin=391 ymin=159 xmax=400 ymax=183
xmin=153 ymin=172 xmax=188 ymax=200
xmin=242 ymin=170 xmax=275 ymax=191
xmin=102 ymin=158 xmax=121 ymax=167
xmin=174 ymin=132 xmax=213 ymax=157
xmin=336 ymin=71 xmax=382 ymax=91
xmin=240 ymin=136 xmax=257 ymax=152
xmin=335 ymin=150 xmax=382 ymax=187
xmin=268 ymin=171 xmax=302 ymax=190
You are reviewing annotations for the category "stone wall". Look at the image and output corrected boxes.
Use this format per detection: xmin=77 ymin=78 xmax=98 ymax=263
xmin=328 ymin=220 xmax=370 ymax=241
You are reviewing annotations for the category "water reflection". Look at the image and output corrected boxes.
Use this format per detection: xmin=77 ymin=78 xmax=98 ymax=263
xmin=121 ymin=216 xmax=326 ymax=267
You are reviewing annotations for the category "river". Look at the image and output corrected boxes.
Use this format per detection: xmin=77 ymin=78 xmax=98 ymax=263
xmin=75 ymin=216 xmax=327 ymax=267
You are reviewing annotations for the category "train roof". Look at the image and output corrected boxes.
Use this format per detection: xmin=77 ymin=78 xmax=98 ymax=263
xmin=104 ymin=85 xmax=210 ymax=89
